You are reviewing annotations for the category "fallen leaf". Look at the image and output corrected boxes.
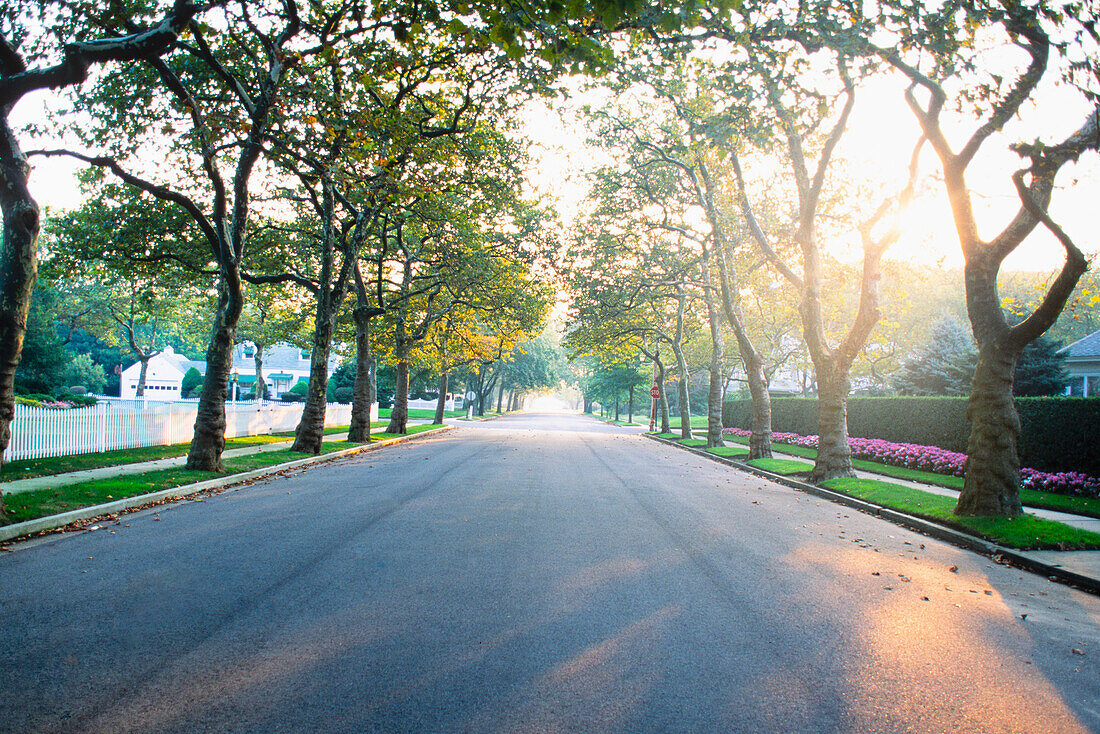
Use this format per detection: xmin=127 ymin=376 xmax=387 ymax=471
xmin=949 ymin=565 xmax=958 ymax=573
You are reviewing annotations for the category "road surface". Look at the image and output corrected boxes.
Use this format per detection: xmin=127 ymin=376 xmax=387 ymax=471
xmin=1 ymin=413 xmax=1097 ymax=733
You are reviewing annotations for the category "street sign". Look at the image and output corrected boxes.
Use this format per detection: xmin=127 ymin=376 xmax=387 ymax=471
xmin=650 ymin=385 xmax=660 ymax=399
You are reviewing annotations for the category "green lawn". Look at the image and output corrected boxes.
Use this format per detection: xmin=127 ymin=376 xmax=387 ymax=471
xmin=746 ymin=458 xmax=812 ymax=475
xmin=0 ymin=435 xmax=291 ymax=483
xmin=679 ymin=438 xmax=708 ymax=448
xmin=1 ymin=425 xmax=444 ymax=526
xmin=723 ymin=435 xmax=1100 ymax=519
xmin=706 ymin=445 xmax=749 ymax=458
xmin=378 ymin=408 xmax=464 ymax=420
xmin=666 ymin=416 xmax=712 ymax=429
xmin=822 ymin=477 xmax=1100 ymax=550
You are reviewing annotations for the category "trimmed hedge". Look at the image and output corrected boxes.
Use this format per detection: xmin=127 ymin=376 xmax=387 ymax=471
xmin=723 ymin=396 xmax=1100 ymax=476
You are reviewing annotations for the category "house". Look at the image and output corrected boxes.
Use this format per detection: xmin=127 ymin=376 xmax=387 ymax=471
xmin=231 ymin=343 xmax=341 ymax=400
xmin=119 ymin=346 xmax=206 ymax=401
xmin=1059 ymin=329 xmax=1100 ymax=397
xmin=119 ymin=343 xmax=342 ymax=401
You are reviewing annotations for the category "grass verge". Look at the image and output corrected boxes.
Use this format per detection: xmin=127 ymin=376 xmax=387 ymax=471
xmin=678 ymin=438 xmax=708 ymax=448
xmin=822 ymin=477 xmax=1100 ymax=550
xmin=378 ymin=408 xmax=463 ymax=420
xmin=746 ymin=458 xmax=812 ymax=475
xmin=2 ymin=425 xmax=443 ymax=525
xmin=0 ymin=435 xmax=292 ymax=483
xmin=706 ymin=445 xmax=748 ymax=458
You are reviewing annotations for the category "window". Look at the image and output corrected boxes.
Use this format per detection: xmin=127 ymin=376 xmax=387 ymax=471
xmin=1088 ymin=376 xmax=1100 ymax=397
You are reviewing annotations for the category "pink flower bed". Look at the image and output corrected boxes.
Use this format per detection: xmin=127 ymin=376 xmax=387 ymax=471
xmin=722 ymin=427 xmax=1100 ymax=498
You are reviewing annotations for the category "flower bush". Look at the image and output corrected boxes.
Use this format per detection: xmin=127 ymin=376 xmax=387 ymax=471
xmin=722 ymin=427 xmax=1100 ymax=498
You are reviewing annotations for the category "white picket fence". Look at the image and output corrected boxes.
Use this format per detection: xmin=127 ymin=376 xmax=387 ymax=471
xmin=5 ymin=400 xmax=362 ymax=463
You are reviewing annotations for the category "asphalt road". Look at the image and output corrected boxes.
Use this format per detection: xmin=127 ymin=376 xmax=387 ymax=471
xmin=1 ymin=413 xmax=1098 ymax=733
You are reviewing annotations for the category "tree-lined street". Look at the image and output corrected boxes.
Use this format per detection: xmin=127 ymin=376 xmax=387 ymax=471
xmin=2 ymin=414 xmax=1096 ymax=733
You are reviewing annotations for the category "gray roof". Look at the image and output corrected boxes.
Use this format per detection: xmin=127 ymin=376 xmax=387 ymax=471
xmin=1058 ymin=329 xmax=1100 ymax=360
xmin=161 ymin=349 xmax=207 ymax=376
xmin=233 ymin=343 xmax=341 ymax=371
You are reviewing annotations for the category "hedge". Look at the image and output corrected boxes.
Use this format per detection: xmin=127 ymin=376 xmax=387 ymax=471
xmin=723 ymin=396 xmax=1100 ymax=476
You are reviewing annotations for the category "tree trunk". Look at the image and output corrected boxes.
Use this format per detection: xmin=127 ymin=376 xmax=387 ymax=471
xmin=387 ymin=359 xmax=409 ymax=434
xmin=957 ymin=341 xmax=1025 ymax=516
xmin=433 ymin=371 xmax=448 ymax=424
xmin=673 ymin=343 xmax=692 ymax=440
xmin=135 ymin=356 xmax=150 ymax=397
xmin=385 ymin=306 xmax=410 ymax=433
xmin=496 ymin=380 xmax=505 ymax=414
xmin=627 ymin=384 xmax=634 ymax=425
xmin=614 ymin=396 xmax=620 ymax=422
xmin=745 ymin=350 xmax=772 ymax=459
xmin=290 ymin=319 xmax=335 ymax=455
xmin=809 ymin=365 xmax=854 ymax=483
xmin=0 ymin=120 xmax=39 ymax=490
xmin=655 ymin=355 xmax=670 ymax=434
xmin=701 ymin=256 xmax=725 ymax=448
xmin=706 ymin=356 xmax=724 ymax=448
xmin=348 ymin=309 xmax=374 ymax=442
xmin=186 ymin=281 xmax=242 ymax=472
xmin=370 ymin=356 xmax=377 ymax=406
xmin=252 ymin=344 xmax=265 ymax=400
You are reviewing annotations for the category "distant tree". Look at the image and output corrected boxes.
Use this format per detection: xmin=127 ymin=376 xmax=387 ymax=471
xmin=62 ymin=355 xmax=107 ymax=395
xmin=13 ymin=287 xmax=69 ymax=395
xmin=327 ymin=363 xmax=356 ymax=402
xmin=1013 ymin=337 xmax=1068 ymax=397
xmin=894 ymin=316 xmax=977 ymax=397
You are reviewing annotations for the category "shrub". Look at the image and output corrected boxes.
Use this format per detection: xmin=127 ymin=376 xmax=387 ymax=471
xmin=288 ymin=380 xmax=309 ymax=396
xmin=181 ymin=367 xmax=203 ymax=397
xmin=334 ymin=386 xmax=354 ymax=403
xmin=280 ymin=391 xmax=304 ymax=403
xmin=69 ymin=385 xmax=87 ymax=395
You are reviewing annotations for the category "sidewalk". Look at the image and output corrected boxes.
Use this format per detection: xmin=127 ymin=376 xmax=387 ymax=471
xmin=648 ymin=433 xmax=1100 ymax=594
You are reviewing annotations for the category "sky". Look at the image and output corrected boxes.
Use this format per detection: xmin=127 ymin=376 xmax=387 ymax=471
xmin=14 ymin=52 xmax=1098 ymax=279
xmin=518 ymin=67 xmax=1099 ymax=277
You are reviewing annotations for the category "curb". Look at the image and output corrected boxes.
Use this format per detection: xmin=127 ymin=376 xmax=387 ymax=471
xmin=0 ymin=425 xmax=455 ymax=545
xmin=645 ymin=433 xmax=1100 ymax=597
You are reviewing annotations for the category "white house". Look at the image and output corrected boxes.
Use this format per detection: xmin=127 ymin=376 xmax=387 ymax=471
xmin=119 ymin=346 xmax=205 ymax=401
xmin=1059 ymin=329 xmax=1100 ymax=397
xmin=119 ymin=343 xmax=343 ymax=401
xmin=231 ymin=342 xmax=341 ymax=400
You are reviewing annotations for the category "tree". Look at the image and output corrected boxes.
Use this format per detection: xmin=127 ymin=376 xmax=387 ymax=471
xmin=0 ymin=1 xmax=207 ymax=470
xmin=181 ymin=366 xmax=203 ymax=399
xmin=590 ymin=48 xmax=779 ymax=453
xmin=870 ymin=1 xmax=1100 ymax=515
xmin=894 ymin=315 xmax=978 ymax=396
xmin=42 ymin=190 xmax=210 ymax=397
xmin=61 ymin=354 xmax=107 ymax=395
xmin=708 ymin=11 xmax=922 ymax=481
xmin=563 ymin=223 xmax=698 ymax=438
xmin=1013 ymin=336 xmax=1068 ymax=397
xmin=12 ymin=286 xmax=70 ymax=395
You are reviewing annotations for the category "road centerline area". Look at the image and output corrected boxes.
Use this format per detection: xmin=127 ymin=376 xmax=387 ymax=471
xmin=1 ymin=413 xmax=1097 ymax=733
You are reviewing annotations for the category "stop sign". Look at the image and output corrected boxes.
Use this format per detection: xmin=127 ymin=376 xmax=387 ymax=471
xmin=650 ymin=385 xmax=660 ymax=399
